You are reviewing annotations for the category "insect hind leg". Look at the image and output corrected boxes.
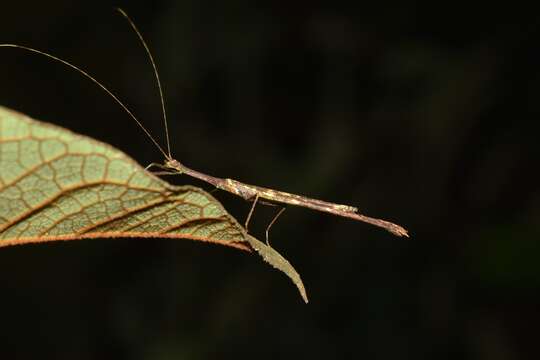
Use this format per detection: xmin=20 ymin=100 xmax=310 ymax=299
xmin=244 ymin=194 xmax=259 ymax=231
xmin=265 ymin=207 xmax=286 ymax=247
xmin=243 ymin=196 xmax=285 ymax=246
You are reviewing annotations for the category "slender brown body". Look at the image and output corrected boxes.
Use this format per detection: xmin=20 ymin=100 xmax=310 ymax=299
xmin=165 ymin=159 xmax=409 ymax=237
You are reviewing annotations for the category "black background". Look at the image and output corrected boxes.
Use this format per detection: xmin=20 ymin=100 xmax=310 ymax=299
xmin=1 ymin=1 xmax=539 ymax=359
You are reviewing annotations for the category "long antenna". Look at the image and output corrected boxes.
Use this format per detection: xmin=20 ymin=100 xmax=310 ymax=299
xmin=0 ymin=44 xmax=169 ymax=160
xmin=115 ymin=8 xmax=171 ymax=159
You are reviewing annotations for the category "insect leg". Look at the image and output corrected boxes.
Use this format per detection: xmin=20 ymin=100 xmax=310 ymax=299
xmin=265 ymin=207 xmax=286 ymax=246
xmin=145 ymin=162 xmax=168 ymax=171
xmin=244 ymin=194 xmax=260 ymax=231
xmin=149 ymin=171 xmax=179 ymax=175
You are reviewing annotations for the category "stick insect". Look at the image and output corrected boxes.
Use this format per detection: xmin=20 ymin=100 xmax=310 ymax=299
xmin=0 ymin=9 xmax=408 ymax=243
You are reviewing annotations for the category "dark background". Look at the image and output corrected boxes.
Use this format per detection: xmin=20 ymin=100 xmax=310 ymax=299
xmin=1 ymin=1 xmax=539 ymax=359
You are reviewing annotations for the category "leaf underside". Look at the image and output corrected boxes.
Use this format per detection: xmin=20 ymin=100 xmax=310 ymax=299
xmin=0 ymin=106 xmax=307 ymax=303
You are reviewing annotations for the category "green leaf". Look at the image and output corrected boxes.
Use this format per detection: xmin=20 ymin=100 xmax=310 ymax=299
xmin=246 ymin=235 xmax=307 ymax=302
xmin=0 ymin=106 xmax=307 ymax=303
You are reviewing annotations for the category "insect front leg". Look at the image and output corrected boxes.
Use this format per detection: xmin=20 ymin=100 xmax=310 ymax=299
xmin=144 ymin=162 xmax=178 ymax=176
xmin=145 ymin=162 xmax=167 ymax=171
xmin=148 ymin=171 xmax=180 ymax=176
